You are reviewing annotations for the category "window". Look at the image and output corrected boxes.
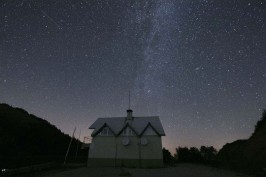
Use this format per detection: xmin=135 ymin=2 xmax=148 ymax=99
xmin=122 ymin=127 xmax=135 ymax=136
xmin=98 ymin=127 xmax=112 ymax=136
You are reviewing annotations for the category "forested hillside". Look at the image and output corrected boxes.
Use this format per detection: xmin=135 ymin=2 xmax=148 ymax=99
xmin=218 ymin=110 xmax=266 ymax=172
xmin=0 ymin=103 xmax=86 ymax=169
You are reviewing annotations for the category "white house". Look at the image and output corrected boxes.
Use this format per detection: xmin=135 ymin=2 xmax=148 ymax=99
xmin=88 ymin=109 xmax=165 ymax=167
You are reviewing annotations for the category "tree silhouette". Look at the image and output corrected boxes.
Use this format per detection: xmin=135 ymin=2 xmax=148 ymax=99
xmin=175 ymin=146 xmax=217 ymax=164
xmin=254 ymin=109 xmax=266 ymax=134
xmin=162 ymin=148 xmax=175 ymax=165
xmin=175 ymin=147 xmax=190 ymax=162
xmin=200 ymin=146 xmax=217 ymax=161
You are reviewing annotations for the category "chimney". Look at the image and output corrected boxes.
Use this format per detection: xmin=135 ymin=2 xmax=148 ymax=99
xmin=127 ymin=109 xmax=133 ymax=120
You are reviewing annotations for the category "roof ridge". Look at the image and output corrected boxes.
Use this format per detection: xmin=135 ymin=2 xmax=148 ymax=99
xmin=134 ymin=116 xmax=159 ymax=118
xmin=97 ymin=116 xmax=159 ymax=119
xmin=89 ymin=116 xmax=165 ymax=136
xmin=97 ymin=117 xmax=125 ymax=119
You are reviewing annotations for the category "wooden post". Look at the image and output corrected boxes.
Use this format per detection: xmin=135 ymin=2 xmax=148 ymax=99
xmin=138 ymin=136 xmax=141 ymax=168
xmin=64 ymin=127 xmax=76 ymax=165
xmin=75 ymin=129 xmax=81 ymax=161
xmin=114 ymin=138 xmax=117 ymax=167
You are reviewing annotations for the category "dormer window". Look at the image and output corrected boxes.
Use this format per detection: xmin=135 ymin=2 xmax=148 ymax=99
xmin=143 ymin=126 xmax=157 ymax=136
xmin=98 ymin=127 xmax=113 ymax=136
xmin=122 ymin=126 xmax=135 ymax=136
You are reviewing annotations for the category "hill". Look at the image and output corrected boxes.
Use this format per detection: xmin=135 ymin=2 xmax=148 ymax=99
xmin=218 ymin=110 xmax=266 ymax=172
xmin=0 ymin=103 xmax=86 ymax=169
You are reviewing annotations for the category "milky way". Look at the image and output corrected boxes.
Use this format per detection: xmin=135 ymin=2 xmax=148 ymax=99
xmin=0 ymin=0 xmax=265 ymax=152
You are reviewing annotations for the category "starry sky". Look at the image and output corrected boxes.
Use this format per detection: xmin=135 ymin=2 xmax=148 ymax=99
xmin=1 ymin=0 xmax=266 ymax=153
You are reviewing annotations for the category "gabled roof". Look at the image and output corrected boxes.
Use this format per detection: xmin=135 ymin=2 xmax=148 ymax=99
xmin=89 ymin=116 xmax=165 ymax=137
xmin=117 ymin=123 xmax=138 ymax=136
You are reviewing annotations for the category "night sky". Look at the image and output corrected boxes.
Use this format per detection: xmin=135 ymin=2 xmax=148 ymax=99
xmin=1 ymin=0 xmax=266 ymax=152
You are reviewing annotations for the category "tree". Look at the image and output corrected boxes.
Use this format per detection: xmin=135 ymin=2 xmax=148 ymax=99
xmin=189 ymin=147 xmax=202 ymax=163
xmin=162 ymin=148 xmax=175 ymax=165
xmin=175 ymin=147 xmax=190 ymax=162
xmin=200 ymin=146 xmax=217 ymax=162
xmin=254 ymin=110 xmax=266 ymax=134
xmin=175 ymin=146 xmax=217 ymax=164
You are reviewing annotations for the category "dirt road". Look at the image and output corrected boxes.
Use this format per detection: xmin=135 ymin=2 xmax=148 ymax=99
xmin=38 ymin=163 xmax=251 ymax=177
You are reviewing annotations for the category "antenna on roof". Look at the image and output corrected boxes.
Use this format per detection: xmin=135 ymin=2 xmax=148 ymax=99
xmin=127 ymin=90 xmax=133 ymax=120
xmin=128 ymin=90 xmax=131 ymax=109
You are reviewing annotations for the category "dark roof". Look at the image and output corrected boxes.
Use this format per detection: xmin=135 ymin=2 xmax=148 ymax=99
xmin=89 ymin=116 xmax=165 ymax=137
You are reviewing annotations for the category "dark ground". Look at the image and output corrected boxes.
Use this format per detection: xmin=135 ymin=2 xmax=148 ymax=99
xmin=31 ymin=164 xmax=251 ymax=177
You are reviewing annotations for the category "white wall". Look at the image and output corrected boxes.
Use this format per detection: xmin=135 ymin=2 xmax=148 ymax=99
xmin=89 ymin=135 xmax=163 ymax=160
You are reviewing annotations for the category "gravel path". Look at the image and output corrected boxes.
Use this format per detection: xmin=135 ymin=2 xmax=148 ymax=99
xmin=38 ymin=164 xmax=251 ymax=177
